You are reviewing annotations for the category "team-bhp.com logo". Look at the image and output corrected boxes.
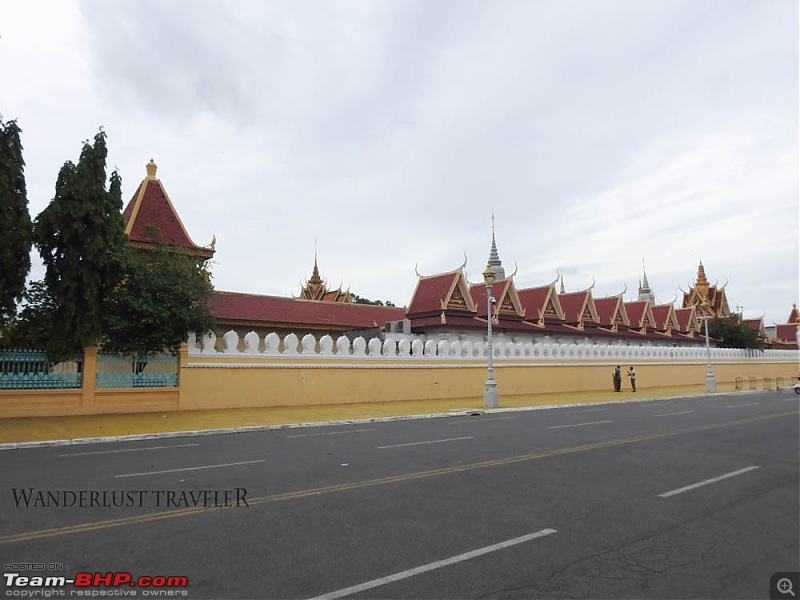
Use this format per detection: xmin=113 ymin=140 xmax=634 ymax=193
xmin=4 ymin=571 xmax=188 ymax=596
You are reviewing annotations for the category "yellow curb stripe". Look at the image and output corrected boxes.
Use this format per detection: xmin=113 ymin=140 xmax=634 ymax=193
xmin=1 ymin=410 xmax=795 ymax=545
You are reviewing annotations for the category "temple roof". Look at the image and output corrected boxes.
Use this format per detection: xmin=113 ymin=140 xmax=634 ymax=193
xmin=788 ymin=304 xmax=799 ymax=324
xmin=211 ymin=291 xmax=405 ymax=330
xmin=674 ymin=306 xmax=699 ymax=334
xmin=594 ymin=296 xmax=629 ymax=329
xmin=774 ymin=323 xmax=799 ymax=342
xmin=741 ymin=317 xmax=766 ymax=338
xmin=682 ymin=261 xmax=730 ymax=317
xmin=624 ymin=300 xmax=654 ymax=330
xmin=298 ymin=251 xmax=351 ymax=303
xmin=517 ymin=282 xmax=564 ymax=322
xmin=469 ymin=278 xmax=525 ymax=321
xmin=407 ymin=268 xmax=476 ymax=317
xmin=122 ymin=160 xmax=214 ymax=259
xmin=557 ymin=290 xmax=598 ymax=326
xmin=650 ymin=304 xmax=678 ymax=332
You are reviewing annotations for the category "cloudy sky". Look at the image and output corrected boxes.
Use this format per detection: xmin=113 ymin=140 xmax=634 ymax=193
xmin=2 ymin=1 xmax=797 ymax=326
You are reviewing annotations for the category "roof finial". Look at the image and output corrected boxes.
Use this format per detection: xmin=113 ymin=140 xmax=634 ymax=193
xmin=559 ymin=271 xmax=565 ymax=294
xmin=309 ymin=240 xmax=322 ymax=285
xmin=146 ymin=158 xmax=157 ymax=179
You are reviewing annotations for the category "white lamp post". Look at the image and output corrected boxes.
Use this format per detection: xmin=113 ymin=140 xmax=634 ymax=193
xmin=702 ymin=310 xmax=716 ymax=392
xmin=483 ymin=265 xmax=499 ymax=408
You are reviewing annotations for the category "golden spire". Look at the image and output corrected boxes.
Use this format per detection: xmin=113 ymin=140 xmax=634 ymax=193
xmin=146 ymin=158 xmax=157 ymax=179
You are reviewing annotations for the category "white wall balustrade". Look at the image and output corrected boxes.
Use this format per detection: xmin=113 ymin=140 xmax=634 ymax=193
xmin=187 ymin=331 xmax=799 ymax=364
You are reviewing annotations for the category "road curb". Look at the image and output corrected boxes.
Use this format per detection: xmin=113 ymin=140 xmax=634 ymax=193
xmin=0 ymin=390 xmax=757 ymax=450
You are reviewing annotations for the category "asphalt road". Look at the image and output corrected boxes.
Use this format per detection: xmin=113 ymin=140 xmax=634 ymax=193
xmin=1 ymin=391 xmax=798 ymax=599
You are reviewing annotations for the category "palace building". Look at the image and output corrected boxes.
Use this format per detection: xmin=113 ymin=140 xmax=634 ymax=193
xmin=121 ymin=160 xmax=797 ymax=350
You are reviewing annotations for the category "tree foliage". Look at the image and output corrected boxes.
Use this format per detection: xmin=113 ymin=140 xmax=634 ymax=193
xmin=32 ymin=130 xmax=126 ymax=359
xmin=102 ymin=249 xmax=215 ymax=355
xmin=351 ymin=293 xmax=396 ymax=307
xmin=0 ymin=118 xmax=32 ymax=326
xmin=708 ymin=316 xmax=764 ymax=349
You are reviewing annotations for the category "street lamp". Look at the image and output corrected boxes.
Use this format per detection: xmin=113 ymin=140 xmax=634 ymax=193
xmin=701 ymin=309 xmax=716 ymax=392
xmin=483 ymin=264 xmax=499 ymax=408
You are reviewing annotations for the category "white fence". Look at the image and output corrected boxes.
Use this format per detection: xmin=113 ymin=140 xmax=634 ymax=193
xmin=188 ymin=331 xmax=798 ymax=362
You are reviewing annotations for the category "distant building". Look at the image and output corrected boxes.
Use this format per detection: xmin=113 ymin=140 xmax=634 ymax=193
xmin=122 ymin=160 xmax=796 ymax=350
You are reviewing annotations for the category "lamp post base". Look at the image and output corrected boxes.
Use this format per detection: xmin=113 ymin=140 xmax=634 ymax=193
xmin=705 ymin=373 xmax=717 ymax=393
xmin=483 ymin=380 xmax=499 ymax=408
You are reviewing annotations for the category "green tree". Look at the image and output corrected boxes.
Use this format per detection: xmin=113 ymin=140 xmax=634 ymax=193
xmin=708 ymin=316 xmax=764 ymax=349
xmin=102 ymin=248 xmax=215 ymax=356
xmin=351 ymin=293 xmax=396 ymax=307
xmin=32 ymin=130 xmax=126 ymax=359
xmin=0 ymin=118 xmax=32 ymax=327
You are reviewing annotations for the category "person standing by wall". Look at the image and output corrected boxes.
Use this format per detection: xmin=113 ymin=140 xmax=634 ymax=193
xmin=628 ymin=366 xmax=637 ymax=392
xmin=613 ymin=366 xmax=622 ymax=392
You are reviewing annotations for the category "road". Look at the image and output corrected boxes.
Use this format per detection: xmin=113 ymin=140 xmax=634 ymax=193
xmin=1 ymin=391 xmax=798 ymax=599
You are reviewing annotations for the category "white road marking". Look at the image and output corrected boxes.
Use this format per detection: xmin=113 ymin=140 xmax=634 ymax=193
xmin=658 ymin=466 xmax=760 ymax=498
xmin=547 ymin=420 xmax=612 ymax=430
xmin=378 ymin=436 xmax=474 ymax=449
xmin=309 ymin=529 xmax=557 ymax=600
xmin=653 ymin=411 xmax=695 ymax=417
xmin=287 ymin=428 xmax=376 ymax=438
xmin=563 ymin=408 xmax=607 ymax=414
xmin=60 ymin=443 xmax=199 ymax=457
xmin=447 ymin=417 xmax=517 ymax=424
xmin=115 ymin=459 xmax=265 ymax=478
xmin=725 ymin=403 xmax=760 ymax=408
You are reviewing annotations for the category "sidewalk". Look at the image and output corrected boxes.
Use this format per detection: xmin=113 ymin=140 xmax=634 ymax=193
xmin=0 ymin=382 xmax=743 ymax=446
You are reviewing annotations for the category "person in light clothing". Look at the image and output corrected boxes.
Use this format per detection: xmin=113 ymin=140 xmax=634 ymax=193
xmin=628 ymin=366 xmax=637 ymax=392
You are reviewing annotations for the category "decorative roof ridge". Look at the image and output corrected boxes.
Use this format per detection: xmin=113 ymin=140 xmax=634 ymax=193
xmin=213 ymin=289 xmax=402 ymax=309
xmin=414 ymin=261 xmax=466 ymax=280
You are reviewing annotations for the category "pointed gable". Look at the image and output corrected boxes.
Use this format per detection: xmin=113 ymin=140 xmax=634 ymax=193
xmin=650 ymin=303 xmax=678 ymax=333
xmin=625 ymin=300 xmax=655 ymax=331
xmin=518 ymin=282 xmax=564 ymax=323
xmin=469 ymin=278 xmax=525 ymax=321
xmin=406 ymin=267 xmax=476 ymax=317
xmin=674 ymin=306 xmax=699 ymax=335
xmin=594 ymin=296 xmax=629 ymax=330
xmin=122 ymin=160 xmax=214 ymax=260
xmin=558 ymin=290 xmax=598 ymax=327
xmin=788 ymin=304 xmax=799 ymax=325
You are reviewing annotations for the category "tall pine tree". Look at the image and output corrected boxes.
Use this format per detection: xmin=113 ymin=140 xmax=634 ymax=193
xmin=33 ymin=130 xmax=126 ymax=358
xmin=0 ymin=118 xmax=32 ymax=328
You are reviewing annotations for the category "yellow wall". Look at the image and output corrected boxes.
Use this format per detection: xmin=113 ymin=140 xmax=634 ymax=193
xmin=1 ymin=348 xmax=796 ymax=418
xmin=178 ymin=355 xmax=798 ymax=410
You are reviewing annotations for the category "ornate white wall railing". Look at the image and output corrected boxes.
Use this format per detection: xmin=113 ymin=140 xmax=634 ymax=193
xmin=188 ymin=331 xmax=799 ymax=362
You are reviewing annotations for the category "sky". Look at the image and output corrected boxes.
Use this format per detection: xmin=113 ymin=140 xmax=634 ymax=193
xmin=1 ymin=0 xmax=798 ymax=327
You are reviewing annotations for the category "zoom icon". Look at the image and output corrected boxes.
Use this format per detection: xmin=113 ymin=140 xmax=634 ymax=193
xmin=772 ymin=572 xmax=799 ymax=599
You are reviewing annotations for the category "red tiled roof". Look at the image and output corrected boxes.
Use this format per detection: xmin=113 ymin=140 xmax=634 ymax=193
xmin=407 ymin=272 xmax=460 ymax=316
xmin=558 ymin=291 xmax=594 ymax=324
xmin=650 ymin=304 xmax=674 ymax=331
xmin=122 ymin=164 xmax=213 ymax=258
xmin=788 ymin=307 xmax=799 ymax=324
xmin=741 ymin=318 xmax=764 ymax=332
xmin=775 ymin=323 xmax=799 ymax=341
xmin=625 ymin=301 xmax=648 ymax=329
xmin=469 ymin=280 xmax=508 ymax=318
xmin=594 ymin=297 xmax=620 ymax=327
xmin=211 ymin=291 xmax=405 ymax=329
xmin=517 ymin=286 xmax=549 ymax=320
xmin=674 ymin=307 xmax=697 ymax=333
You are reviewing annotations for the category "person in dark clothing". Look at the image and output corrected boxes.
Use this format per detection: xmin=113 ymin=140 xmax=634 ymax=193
xmin=613 ymin=366 xmax=622 ymax=392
